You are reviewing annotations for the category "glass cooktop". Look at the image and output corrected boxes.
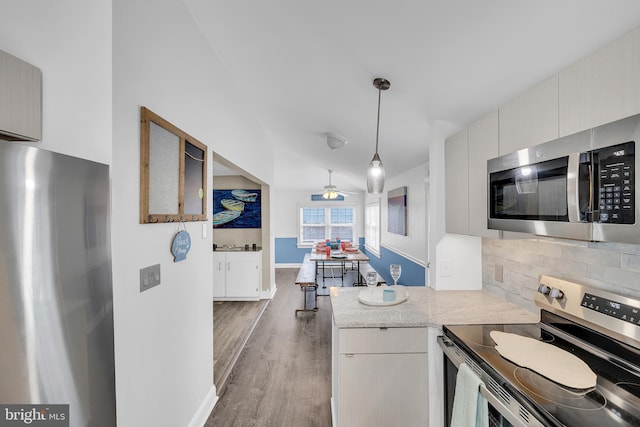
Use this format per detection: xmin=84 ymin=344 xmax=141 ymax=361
xmin=444 ymin=311 xmax=640 ymax=426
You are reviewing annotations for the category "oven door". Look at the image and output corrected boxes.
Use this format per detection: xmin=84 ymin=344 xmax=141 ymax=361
xmin=438 ymin=336 xmax=545 ymax=427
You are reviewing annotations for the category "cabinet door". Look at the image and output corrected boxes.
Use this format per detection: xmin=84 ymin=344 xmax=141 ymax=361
xmin=225 ymin=253 xmax=260 ymax=299
xmin=212 ymin=253 xmax=226 ymax=298
xmin=444 ymin=128 xmax=469 ymax=234
xmin=468 ymin=111 xmax=500 ymax=238
xmin=339 ymin=353 xmax=428 ymax=427
xmin=499 ymin=74 xmax=559 ymax=154
xmin=559 ymin=27 xmax=640 ymax=136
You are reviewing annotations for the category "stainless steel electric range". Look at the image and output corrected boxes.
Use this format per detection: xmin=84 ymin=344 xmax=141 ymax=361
xmin=439 ymin=275 xmax=640 ymax=427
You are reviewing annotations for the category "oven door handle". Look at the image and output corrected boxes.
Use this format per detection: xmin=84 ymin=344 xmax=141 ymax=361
xmin=437 ymin=336 xmax=463 ymax=368
xmin=479 ymin=384 xmax=531 ymax=427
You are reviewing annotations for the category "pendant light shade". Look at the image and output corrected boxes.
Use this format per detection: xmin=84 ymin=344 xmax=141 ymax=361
xmin=366 ymin=153 xmax=385 ymax=193
xmin=367 ymin=78 xmax=390 ymax=194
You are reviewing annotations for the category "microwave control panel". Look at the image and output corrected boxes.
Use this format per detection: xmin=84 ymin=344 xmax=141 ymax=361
xmin=597 ymin=141 xmax=635 ymax=224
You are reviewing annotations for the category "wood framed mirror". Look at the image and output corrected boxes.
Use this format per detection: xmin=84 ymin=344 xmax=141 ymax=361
xmin=140 ymin=106 xmax=208 ymax=224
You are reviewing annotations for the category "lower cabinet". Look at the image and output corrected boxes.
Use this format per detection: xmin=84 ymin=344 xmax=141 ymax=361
xmin=332 ymin=322 xmax=428 ymax=426
xmin=212 ymin=251 xmax=261 ymax=300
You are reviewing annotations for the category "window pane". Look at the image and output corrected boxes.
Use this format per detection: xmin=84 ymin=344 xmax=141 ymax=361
xmin=365 ymin=203 xmax=380 ymax=252
xmin=330 ymin=208 xmax=353 ymax=224
xmin=302 ymin=208 xmax=325 ymax=224
xmin=302 ymin=226 xmax=326 ymax=242
xmin=330 ymin=226 xmax=353 ymax=241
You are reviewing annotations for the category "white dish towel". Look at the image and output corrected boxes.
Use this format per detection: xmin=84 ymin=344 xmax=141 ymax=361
xmin=451 ymin=362 xmax=489 ymax=427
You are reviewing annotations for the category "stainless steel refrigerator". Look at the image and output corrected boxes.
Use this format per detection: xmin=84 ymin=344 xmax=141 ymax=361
xmin=0 ymin=143 xmax=116 ymax=426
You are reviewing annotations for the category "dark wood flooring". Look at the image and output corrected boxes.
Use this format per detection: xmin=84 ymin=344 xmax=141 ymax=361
xmin=206 ymin=268 xmax=340 ymax=427
xmin=213 ymin=298 xmax=269 ymax=394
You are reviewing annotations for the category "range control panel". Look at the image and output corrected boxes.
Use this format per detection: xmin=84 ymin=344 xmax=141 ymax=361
xmin=581 ymin=292 xmax=640 ymax=326
xmin=597 ymin=140 xmax=635 ymax=224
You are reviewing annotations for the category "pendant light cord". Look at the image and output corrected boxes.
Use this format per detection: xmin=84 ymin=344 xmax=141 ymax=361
xmin=375 ymin=87 xmax=381 ymax=155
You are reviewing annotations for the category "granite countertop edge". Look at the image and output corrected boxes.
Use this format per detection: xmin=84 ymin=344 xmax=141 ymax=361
xmin=329 ymin=286 xmax=540 ymax=329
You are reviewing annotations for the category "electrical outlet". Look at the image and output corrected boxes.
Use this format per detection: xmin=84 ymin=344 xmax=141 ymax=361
xmin=140 ymin=264 xmax=161 ymax=292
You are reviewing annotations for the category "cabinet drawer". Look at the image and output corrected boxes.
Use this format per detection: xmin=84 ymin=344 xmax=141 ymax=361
xmin=339 ymin=327 xmax=427 ymax=354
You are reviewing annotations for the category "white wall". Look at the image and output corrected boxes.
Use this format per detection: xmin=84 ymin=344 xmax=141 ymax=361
xmin=274 ymin=190 xmax=365 ymax=239
xmin=364 ymin=163 xmax=428 ymax=267
xmin=0 ymin=0 xmax=112 ymax=164
xmin=112 ymin=1 xmax=273 ymax=426
xmin=428 ymin=123 xmax=483 ymax=290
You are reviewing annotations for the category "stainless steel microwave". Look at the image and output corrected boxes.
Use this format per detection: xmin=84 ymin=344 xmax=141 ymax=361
xmin=487 ymin=114 xmax=640 ymax=243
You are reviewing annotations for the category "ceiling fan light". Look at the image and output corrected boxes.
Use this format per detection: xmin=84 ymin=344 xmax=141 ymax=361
xmin=322 ymin=190 xmax=338 ymax=199
xmin=366 ymin=153 xmax=385 ymax=194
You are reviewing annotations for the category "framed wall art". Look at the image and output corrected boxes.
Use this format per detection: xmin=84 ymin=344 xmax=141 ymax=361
xmin=212 ymin=189 xmax=261 ymax=228
xmin=387 ymin=186 xmax=407 ymax=236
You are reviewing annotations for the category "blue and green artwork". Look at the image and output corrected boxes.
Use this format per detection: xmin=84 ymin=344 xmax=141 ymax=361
xmin=212 ymin=189 xmax=261 ymax=228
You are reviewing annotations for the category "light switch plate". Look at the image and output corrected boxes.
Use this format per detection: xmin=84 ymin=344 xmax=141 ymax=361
xmin=495 ymin=264 xmax=504 ymax=283
xmin=439 ymin=260 xmax=452 ymax=278
xmin=140 ymin=264 xmax=161 ymax=292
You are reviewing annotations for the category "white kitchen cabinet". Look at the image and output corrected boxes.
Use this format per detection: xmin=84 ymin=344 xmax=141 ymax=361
xmin=444 ymin=128 xmax=469 ymax=235
xmin=499 ymin=74 xmax=559 ymax=155
xmin=212 ymin=251 xmax=261 ymax=300
xmin=559 ymin=27 xmax=640 ymax=137
xmin=212 ymin=252 xmax=227 ymax=298
xmin=331 ymin=323 xmax=428 ymax=427
xmin=468 ymin=111 xmax=501 ymax=238
xmin=0 ymin=49 xmax=42 ymax=141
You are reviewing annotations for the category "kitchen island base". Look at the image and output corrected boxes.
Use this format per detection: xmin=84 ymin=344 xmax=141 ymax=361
xmin=331 ymin=320 xmax=428 ymax=427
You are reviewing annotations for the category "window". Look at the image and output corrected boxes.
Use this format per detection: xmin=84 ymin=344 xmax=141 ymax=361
xmin=365 ymin=202 xmax=380 ymax=255
xmin=299 ymin=206 xmax=355 ymax=244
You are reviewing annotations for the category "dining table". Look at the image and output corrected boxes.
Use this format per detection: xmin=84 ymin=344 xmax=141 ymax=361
xmin=308 ymin=247 xmax=370 ymax=288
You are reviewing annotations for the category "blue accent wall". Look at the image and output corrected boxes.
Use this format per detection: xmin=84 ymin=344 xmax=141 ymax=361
xmin=360 ymin=238 xmax=426 ymax=287
xmin=275 ymin=236 xmax=426 ymax=286
xmin=275 ymin=237 xmax=309 ymax=263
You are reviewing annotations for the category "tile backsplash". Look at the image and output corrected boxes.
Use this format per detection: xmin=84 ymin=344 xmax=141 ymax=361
xmin=482 ymin=237 xmax=640 ymax=313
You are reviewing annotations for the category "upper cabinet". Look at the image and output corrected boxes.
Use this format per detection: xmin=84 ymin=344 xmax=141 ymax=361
xmin=0 ymin=49 xmax=42 ymax=142
xmin=499 ymin=75 xmax=559 ymax=155
xmin=443 ymin=25 xmax=640 ymax=243
xmin=445 ymin=111 xmax=501 ymax=238
xmin=559 ymin=27 xmax=640 ymax=136
xmin=445 ymin=128 xmax=469 ymax=235
xmin=468 ymin=111 xmax=500 ymax=238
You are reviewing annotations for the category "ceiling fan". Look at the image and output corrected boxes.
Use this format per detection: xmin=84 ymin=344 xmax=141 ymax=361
xmin=320 ymin=169 xmax=356 ymax=199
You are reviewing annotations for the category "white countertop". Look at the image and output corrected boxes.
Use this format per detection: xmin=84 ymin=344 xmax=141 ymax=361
xmin=330 ymin=286 xmax=539 ymax=328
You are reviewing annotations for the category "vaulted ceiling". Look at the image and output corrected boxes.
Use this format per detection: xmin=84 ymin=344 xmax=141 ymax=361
xmin=187 ymin=0 xmax=640 ymax=193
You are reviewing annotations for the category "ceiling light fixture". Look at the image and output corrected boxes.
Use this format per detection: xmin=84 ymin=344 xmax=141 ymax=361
xmin=367 ymin=77 xmax=390 ymax=194
xmin=326 ymin=133 xmax=348 ymax=150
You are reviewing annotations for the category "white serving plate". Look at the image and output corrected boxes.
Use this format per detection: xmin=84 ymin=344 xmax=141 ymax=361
xmin=357 ymin=285 xmax=409 ymax=306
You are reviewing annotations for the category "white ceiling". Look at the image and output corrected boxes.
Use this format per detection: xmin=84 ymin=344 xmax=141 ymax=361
xmin=189 ymin=0 xmax=640 ymax=193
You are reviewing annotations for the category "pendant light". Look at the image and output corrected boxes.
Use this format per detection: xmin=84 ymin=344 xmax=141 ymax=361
xmin=367 ymin=77 xmax=390 ymax=194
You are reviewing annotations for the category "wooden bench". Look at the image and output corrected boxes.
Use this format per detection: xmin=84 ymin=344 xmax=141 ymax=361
xmin=358 ymin=263 xmax=386 ymax=287
xmin=294 ymin=254 xmax=318 ymax=315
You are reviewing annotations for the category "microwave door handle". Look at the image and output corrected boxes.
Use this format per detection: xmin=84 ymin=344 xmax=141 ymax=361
xmin=567 ymin=153 xmax=582 ymax=222
xmin=588 ymin=163 xmax=594 ymax=215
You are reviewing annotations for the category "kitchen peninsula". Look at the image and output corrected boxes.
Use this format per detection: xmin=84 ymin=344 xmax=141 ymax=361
xmin=330 ymin=286 xmax=538 ymax=427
